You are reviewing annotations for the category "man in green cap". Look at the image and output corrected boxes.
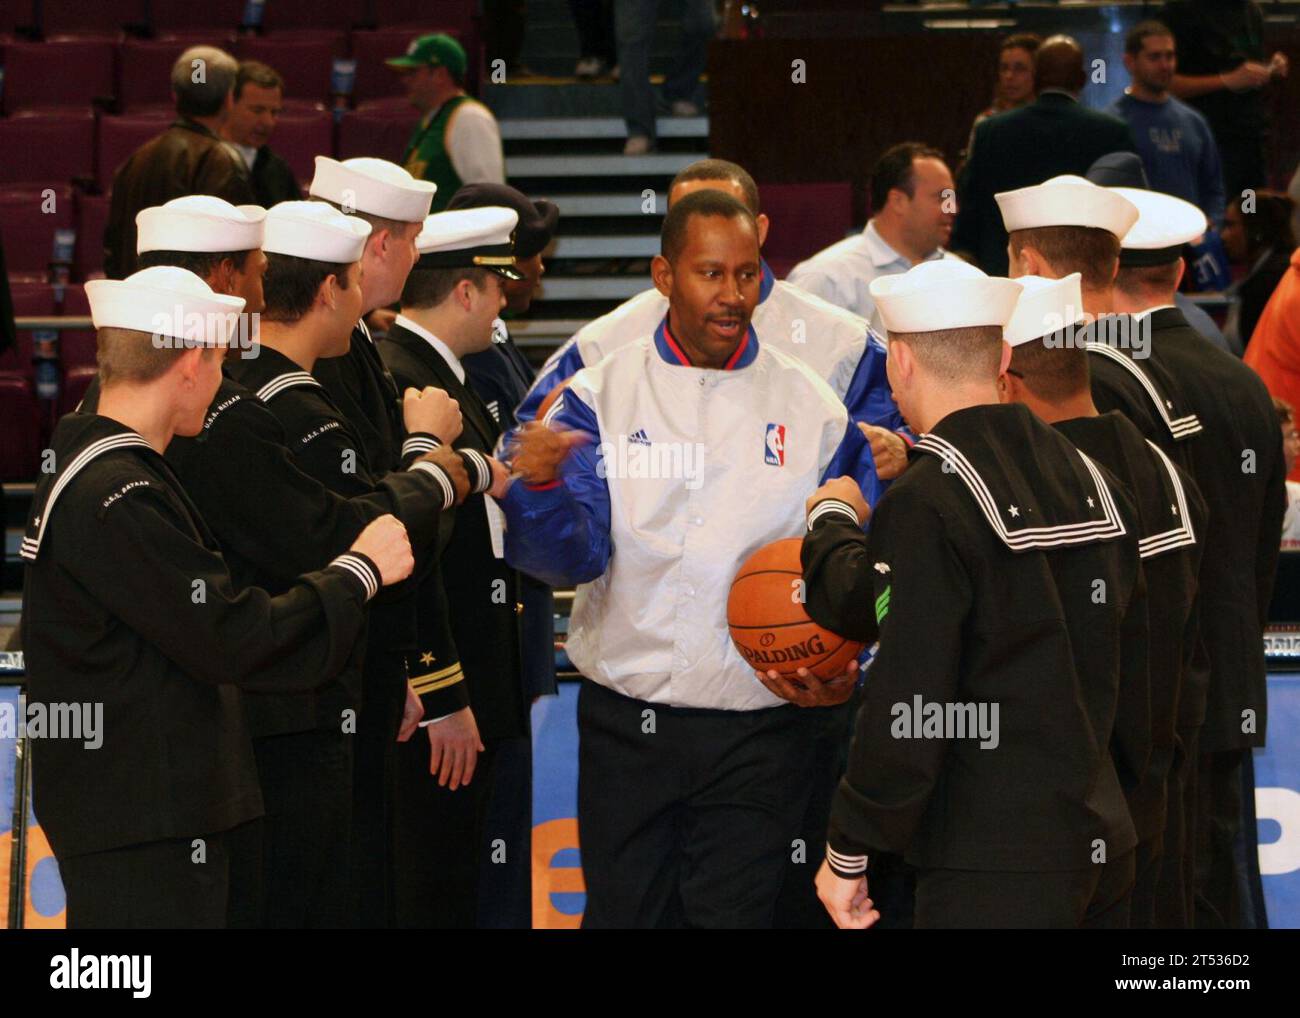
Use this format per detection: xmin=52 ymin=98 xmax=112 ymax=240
xmin=388 ymin=33 xmax=504 ymax=212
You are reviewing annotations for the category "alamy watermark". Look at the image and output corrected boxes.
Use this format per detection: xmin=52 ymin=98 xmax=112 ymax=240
xmin=0 ymin=695 xmax=103 ymax=749
xmin=891 ymin=695 xmax=1000 ymax=749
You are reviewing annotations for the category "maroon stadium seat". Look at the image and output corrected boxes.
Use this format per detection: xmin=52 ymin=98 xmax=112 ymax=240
xmin=59 ymin=283 xmax=98 ymax=372
xmin=0 ymin=38 xmax=116 ymax=113
xmin=0 ymin=110 xmax=95 ymax=186
xmin=0 ymin=185 xmax=75 ymax=275
xmin=350 ymin=27 xmax=462 ymax=104
xmin=270 ymin=106 xmax=334 ymax=185
xmin=337 ymin=99 xmax=419 ymax=163
xmin=97 ymin=111 xmax=171 ymax=190
xmin=117 ymin=35 xmax=238 ymax=112
xmin=759 ymin=182 xmax=854 ymax=279
xmin=261 ymin=0 xmax=366 ymax=32
xmin=74 ymin=192 xmax=112 ymax=282
xmin=236 ymin=30 xmax=345 ymax=105
xmin=0 ymin=280 xmax=54 ymax=378
xmin=0 ymin=373 xmax=42 ymax=480
xmin=38 ymin=0 xmax=144 ymax=36
xmin=148 ymin=0 xmax=245 ymax=33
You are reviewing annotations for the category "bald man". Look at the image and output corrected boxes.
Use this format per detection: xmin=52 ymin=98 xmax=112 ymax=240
xmin=953 ymin=34 xmax=1137 ymax=274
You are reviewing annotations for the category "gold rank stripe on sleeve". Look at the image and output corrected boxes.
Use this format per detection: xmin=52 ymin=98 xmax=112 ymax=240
xmin=409 ymin=662 xmax=466 ymax=695
xmin=1085 ymin=341 xmax=1203 ymax=440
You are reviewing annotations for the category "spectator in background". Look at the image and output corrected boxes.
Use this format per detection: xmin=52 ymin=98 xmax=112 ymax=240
xmin=787 ymin=142 xmax=958 ymax=335
xmin=1223 ymin=190 xmax=1295 ymax=353
xmin=1275 ymin=397 xmax=1300 ymax=548
xmin=222 ymin=61 xmax=301 ymax=207
xmin=964 ymin=33 xmax=1041 ymax=154
xmin=1243 ymin=247 xmax=1300 ymax=473
xmin=953 ymin=35 xmax=1136 ymax=275
xmin=1110 ymin=21 xmax=1226 ymax=229
xmin=572 ymin=0 xmax=618 ymax=79
xmin=617 ymin=1 xmax=715 ymax=155
xmin=1160 ymin=0 xmax=1288 ymax=200
xmin=389 ymin=34 xmax=504 ymax=212
xmin=103 ymin=46 xmax=254 ymax=279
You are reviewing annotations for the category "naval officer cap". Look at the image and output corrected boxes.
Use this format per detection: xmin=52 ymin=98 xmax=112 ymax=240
xmin=86 ymin=266 xmax=246 ymax=346
xmin=415 ymin=207 xmax=525 ymax=280
xmin=1004 ymin=273 xmax=1087 ymax=347
xmin=446 ymin=182 xmax=559 ymax=259
xmin=263 ymin=201 xmax=373 ymax=263
xmin=136 ymin=195 xmax=266 ymax=255
xmin=996 ymin=174 xmax=1140 ymax=238
xmin=308 ymin=156 xmax=437 ymax=223
xmin=869 ymin=259 xmax=1022 ymax=334
xmin=1110 ymin=187 xmax=1208 ymax=267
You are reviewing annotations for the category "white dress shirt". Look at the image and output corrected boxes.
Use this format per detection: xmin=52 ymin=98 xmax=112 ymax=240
xmin=786 ymin=220 xmax=955 ymax=334
xmin=394 ymin=313 xmax=465 ymax=382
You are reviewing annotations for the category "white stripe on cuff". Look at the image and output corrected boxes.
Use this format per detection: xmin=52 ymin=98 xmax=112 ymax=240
xmin=826 ymin=844 xmax=869 ymax=878
xmin=410 ymin=460 xmax=455 ymax=508
xmin=460 ymin=448 xmax=492 ymax=493
xmin=402 ymin=434 xmax=442 ymax=458
xmin=807 ymin=498 xmax=859 ymax=530
xmin=330 ymin=553 xmax=380 ymax=601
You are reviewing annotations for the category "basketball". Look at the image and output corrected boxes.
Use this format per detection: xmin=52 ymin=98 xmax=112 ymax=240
xmin=727 ymin=538 xmax=865 ymax=682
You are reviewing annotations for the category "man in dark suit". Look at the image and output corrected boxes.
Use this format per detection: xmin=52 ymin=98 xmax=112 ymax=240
xmin=953 ymin=34 xmax=1137 ymax=275
xmin=222 ymin=61 xmax=303 ymax=207
xmin=380 ymin=206 xmax=531 ymax=927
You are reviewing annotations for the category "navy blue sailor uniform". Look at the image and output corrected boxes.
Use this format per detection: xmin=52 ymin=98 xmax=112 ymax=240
xmin=803 ymin=403 xmax=1146 ymax=929
xmin=228 ymin=344 xmax=488 ymax=927
xmin=1087 ymin=305 xmax=1286 ymax=928
xmin=20 ymin=413 xmax=381 ymax=928
xmin=1054 ymin=410 xmax=1208 ymax=928
xmin=500 ymin=317 xmax=883 ymax=928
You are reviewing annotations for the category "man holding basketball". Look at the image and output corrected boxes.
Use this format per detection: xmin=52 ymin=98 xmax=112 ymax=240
xmin=499 ymin=190 xmax=882 ymax=928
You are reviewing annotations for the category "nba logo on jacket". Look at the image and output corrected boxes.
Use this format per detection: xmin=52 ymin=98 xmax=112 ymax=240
xmin=764 ymin=423 xmax=786 ymax=466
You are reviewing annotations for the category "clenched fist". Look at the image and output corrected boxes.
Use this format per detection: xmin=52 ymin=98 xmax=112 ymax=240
xmin=511 ymin=422 xmax=588 ymax=486
xmin=417 ymin=445 xmax=471 ymax=505
xmin=350 ymin=514 xmax=414 ymax=586
xmin=403 ymin=386 xmax=462 ymax=444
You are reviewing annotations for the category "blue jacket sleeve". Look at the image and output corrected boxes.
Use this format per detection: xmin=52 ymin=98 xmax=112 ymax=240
xmin=843 ymin=334 xmax=912 ymax=440
xmin=515 ymin=339 xmax=587 ymax=424
xmin=502 ymin=387 xmax=613 ymax=587
xmin=821 ymin=419 xmax=887 ymax=511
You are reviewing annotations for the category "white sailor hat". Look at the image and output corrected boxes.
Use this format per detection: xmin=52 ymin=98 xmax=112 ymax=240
xmin=135 ymin=195 xmax=266 ymax=255
xmin=308 ymin=156 xmax=437 ymax=223
xmin=869 ymin=259 xmax=1022 ymax=333
xmin=414 ymin=207 xmax=525 ymax=280
xmin=1110 ymin=187 xmax=1208 ymax=266
xmin=996 ymin=174 xmax=1140 ymax=238
xmin=1004 ymin=273 xmax=1087 ymax=347
xmin=262 ymin=201 xmax=373 ymax=263
xmin=86 ymin=266 xmax=246 ymax=347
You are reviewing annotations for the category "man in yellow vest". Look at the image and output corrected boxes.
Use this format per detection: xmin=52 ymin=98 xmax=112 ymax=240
xmin=388 ymin=33 xmax=504 ymax=212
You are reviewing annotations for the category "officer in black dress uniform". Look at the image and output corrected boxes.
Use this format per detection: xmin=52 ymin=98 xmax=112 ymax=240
xmin=380 ymin=206 xmax=531 ymax=927
xmin=446 ymin=182 xmax=562 ymax=711
xmin=1099 ymin=187 xmax=1285 ymax=929
xmin=20 ymin=265 xmax=415 ymax=928
xmin=803 ymin=260 xmax=1145 ymax=929
xmin=999 ymin=272 xmax=1209 ymax=928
